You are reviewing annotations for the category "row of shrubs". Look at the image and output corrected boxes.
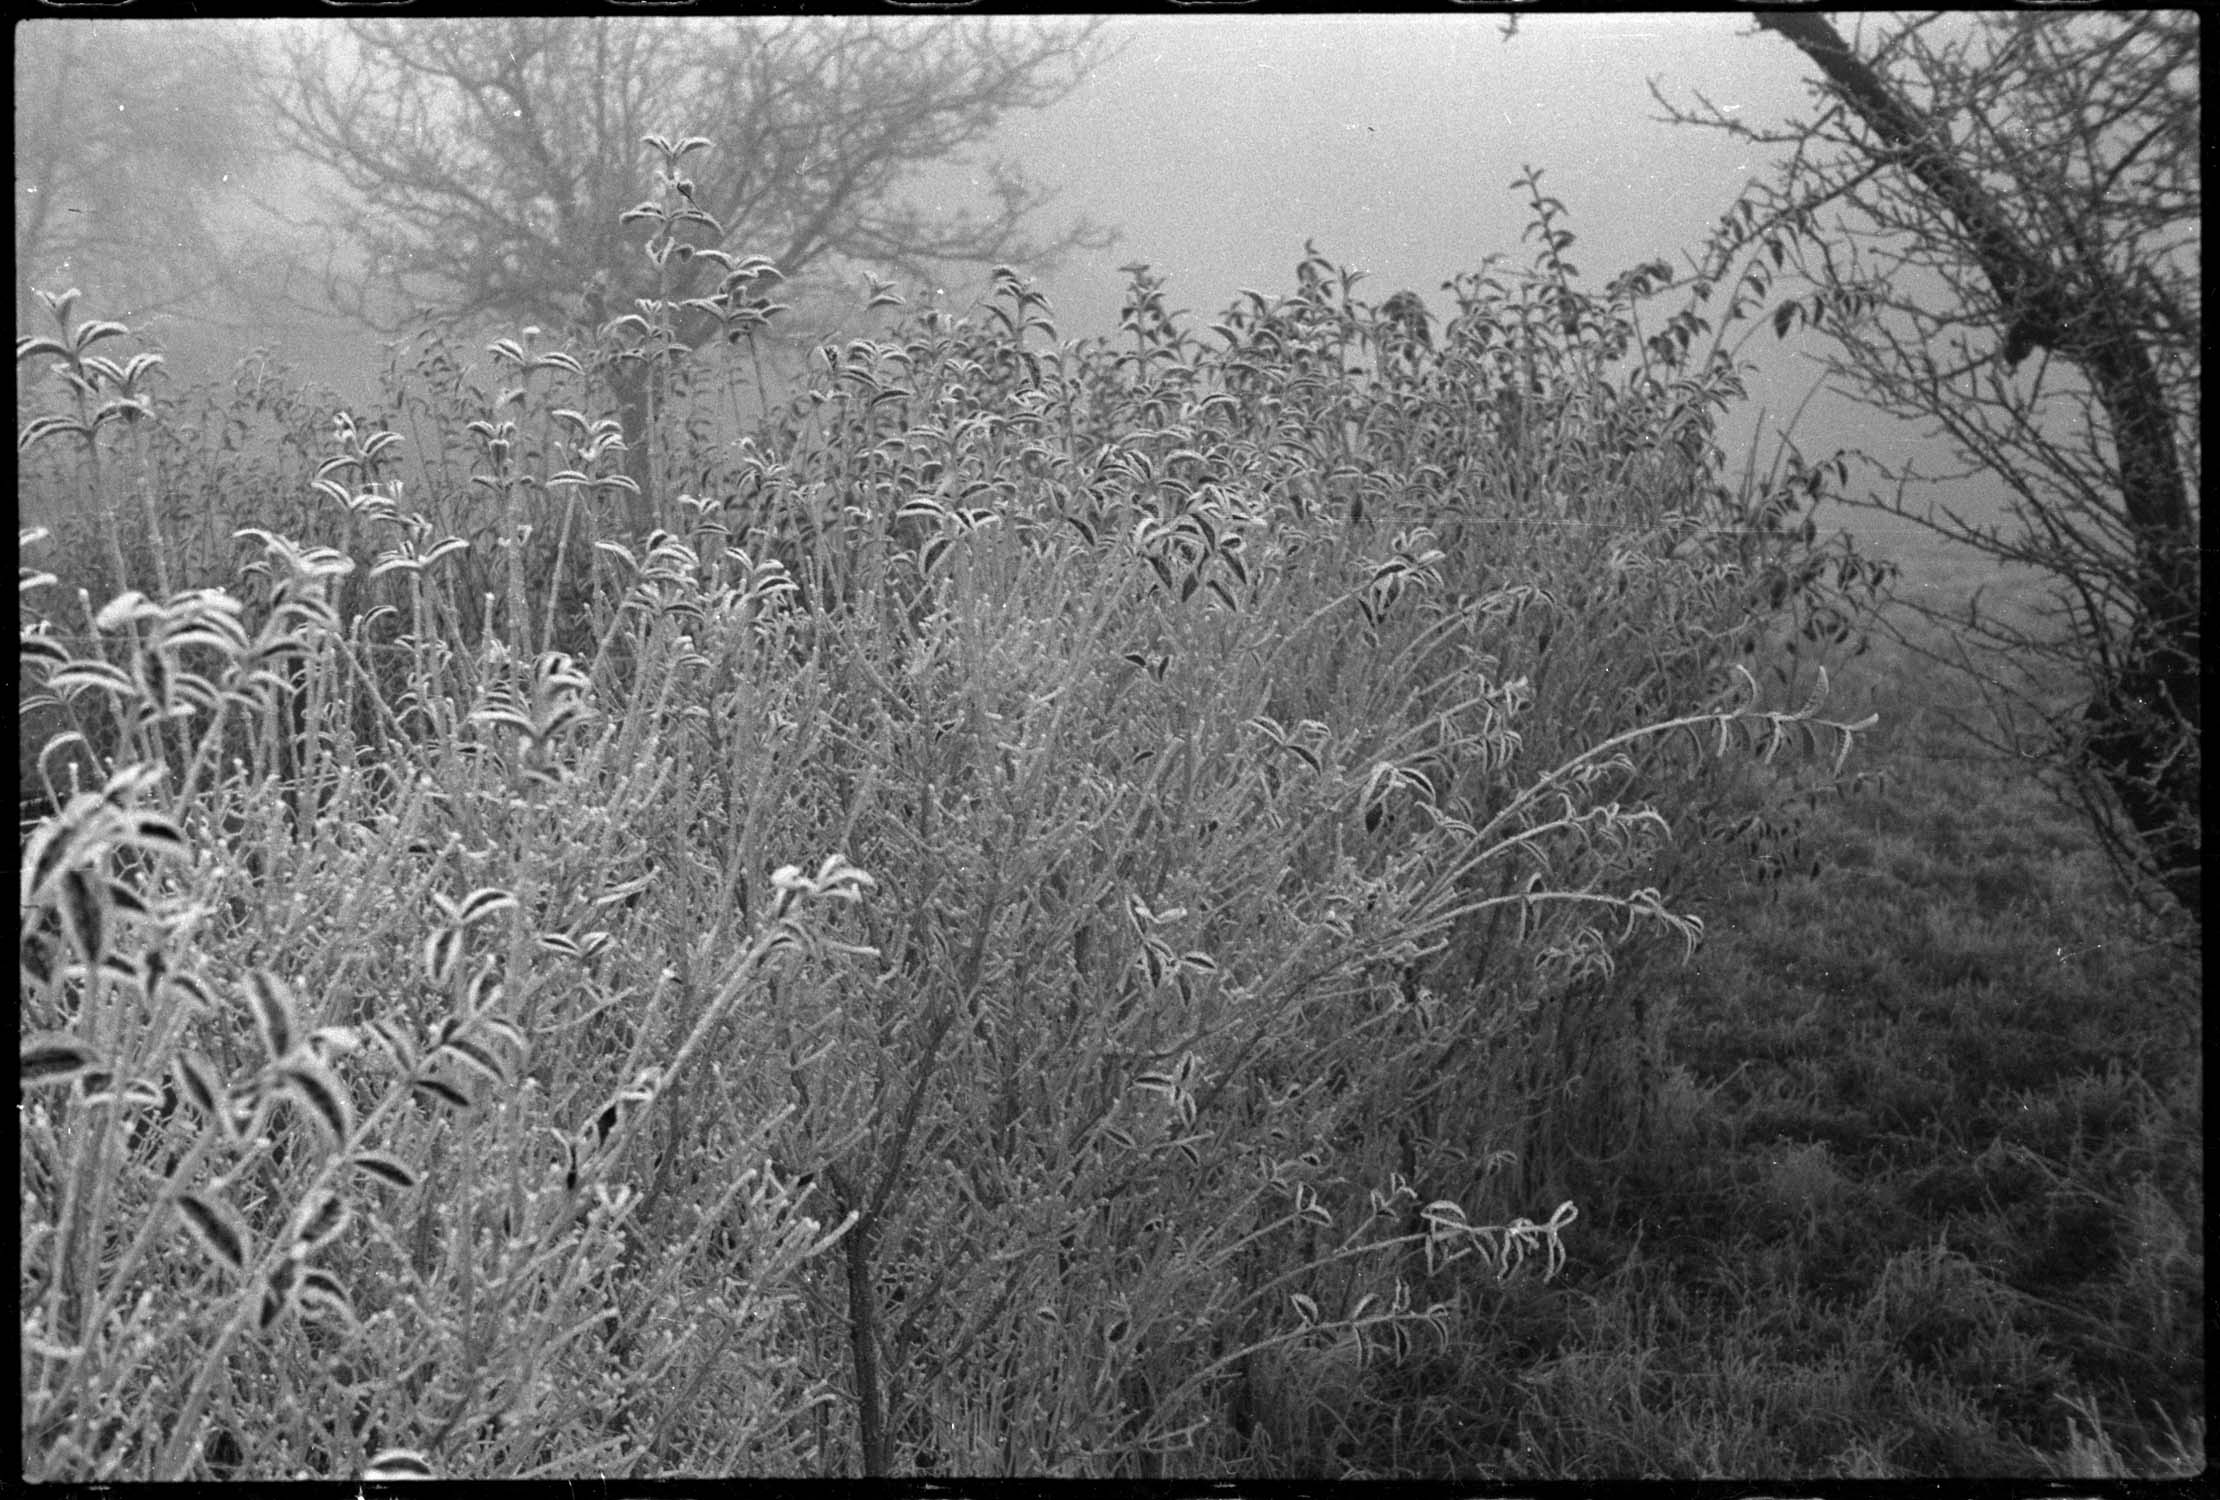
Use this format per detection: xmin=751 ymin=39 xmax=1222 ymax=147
xmin=19 ymin=181 xmax=1894 ymax=1475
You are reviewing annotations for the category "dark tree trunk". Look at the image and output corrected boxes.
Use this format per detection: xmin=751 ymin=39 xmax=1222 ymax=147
xmin=1758 ymin=10 xmax=2202 ymax=918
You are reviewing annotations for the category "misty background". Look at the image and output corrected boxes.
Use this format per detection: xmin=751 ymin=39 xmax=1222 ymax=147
xmin=15 ymin=14 xmax=2005 ymax=588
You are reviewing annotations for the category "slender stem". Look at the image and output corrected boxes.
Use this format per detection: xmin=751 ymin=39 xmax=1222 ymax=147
xmin=825 ymin=1166 xmax=885 ymax=1476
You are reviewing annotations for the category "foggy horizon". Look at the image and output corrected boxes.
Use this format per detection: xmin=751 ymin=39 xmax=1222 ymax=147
xmin=20 ymin=14 xmax=2052 ymax=581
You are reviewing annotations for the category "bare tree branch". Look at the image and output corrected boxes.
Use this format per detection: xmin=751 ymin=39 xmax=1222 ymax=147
xmin=14 ymin=20 xmax=263 ymax=336
xmin=1664 ymin=11 xmax=2199 ymax=920
xmin=268 ymin=17 xmax=1118 ymax=337
xmin=264 ymin=16 xmax=1118 ymax=531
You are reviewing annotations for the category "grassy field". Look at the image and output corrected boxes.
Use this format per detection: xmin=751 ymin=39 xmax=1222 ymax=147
xmin=1322 ymin=528 xmax=2204 ymax=1478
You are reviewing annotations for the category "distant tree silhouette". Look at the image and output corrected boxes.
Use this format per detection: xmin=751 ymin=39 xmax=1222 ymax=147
xmin=14 ymin=20 xmax=259 ymax=342
xmin=269 ymin=17 xmax=1118 ymax=527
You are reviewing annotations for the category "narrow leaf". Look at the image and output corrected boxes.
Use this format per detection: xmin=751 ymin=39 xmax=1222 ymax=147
xmin=411 ymin=1076 xmax=474 ymax=1111
xmin=176 ymin=1191 xmax=249 ymax=1272
xmin=20 ymin=1033 xmax=100 ymax=1089
xmin=259 ymin=1259 xmax=298 ymax=1329
xmin=294 ymin=1266 xmax=357 ymax=1327
xmin=424 ymin=926 xmax=463 ymax=988
xmin=436 ymin=1034 xmax=509 ymax=1089
xmin=171 ymin=1051 xmax=224 ymax=1124
xmin=57 ymin=869 xmax=109 ymax=968
xmin=277 ymin=1059 xmax=353 ymax=1147
xmin=243 ymin=969 xmax=298 ymax=1062
xmin=454 ymin=887 xmax=519 ymax=928
xmin=290 ymin=1191 xmax=352 ymax=1253
xmin=349 ymin=1150 xmax=419 ymax=1190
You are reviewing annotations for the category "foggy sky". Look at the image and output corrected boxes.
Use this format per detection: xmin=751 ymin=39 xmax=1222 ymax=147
xmin=1000 ymin=15 xmax=1804 ymax=341
xmin=23 ymin=14 xmax=2028 ymax=580
xmin=979 ymin=15 xmax=2008 ymax=573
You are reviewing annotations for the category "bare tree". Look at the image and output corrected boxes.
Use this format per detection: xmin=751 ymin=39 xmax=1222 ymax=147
xmin=268 ymin=16 xmax=1117 ymax=514
xmin=1662 ymin=11 xmax=2200 ymax=922
xmin=14 ymin=20 xmax=261 ymax=342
